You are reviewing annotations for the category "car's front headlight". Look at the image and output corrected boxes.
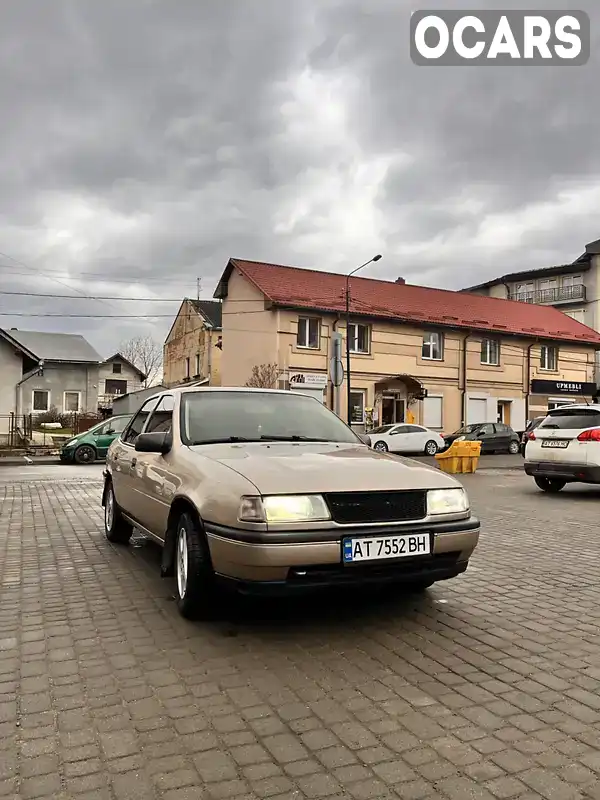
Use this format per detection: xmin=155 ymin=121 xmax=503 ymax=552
xmin=238 ymin=494 xmax=331 ymax=524
xmin=427 ymin=488 xmax=469 ymax=516
xmin=63 ymin=439 xmax=78 ymax=448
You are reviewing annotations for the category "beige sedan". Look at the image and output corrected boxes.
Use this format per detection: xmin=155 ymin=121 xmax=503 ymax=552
xmin=102 ymin=387 xmax=480 ymax=619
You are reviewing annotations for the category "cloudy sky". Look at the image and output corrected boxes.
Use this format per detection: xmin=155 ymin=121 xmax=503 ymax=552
xmin=0 ymin=0 xmax=598 ymax=357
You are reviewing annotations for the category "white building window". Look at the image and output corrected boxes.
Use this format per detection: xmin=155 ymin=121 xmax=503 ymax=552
xmin=565 ymin=309 xmax=585 ymax=324
xmin=423 ymin=396 xmax=443 ymax=429
xmin=540 ymin=345 xmax=558 ymax=371
xmin=562 ymin=274 xmax=582 ymax=287
xmin=348 ymin=323 xmax=370 ymax=354
xmin=63 ymin=391 xmax=81 ymax=413
xmin=32 ymin=390 xmax=50 ymax=412
xmin=185 ymin=357 xmax=190 ymax=378
xmin=349 ymin=390 xmax=366 ymax=424
xmin=481 ymin=339 xmax=500 ymax=366
xmin=422 ymin=331 xmax=443 ymax=360
xmin=195 ymin=353 xmax=200 ymax=376
xmin=297 ymin=317 xmax=320 ymax=349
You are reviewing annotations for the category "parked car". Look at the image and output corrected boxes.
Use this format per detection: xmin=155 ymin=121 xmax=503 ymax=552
xmin=370 ymin=424 xmax=445 ymax=456
xmin=524 ymin=404 xmax=600 ymax=492
xmin=444 ymin=422 xmax=520 ymax=454
xmin=60 ymin=414 xmax=131 ymax=464
xmin=102 ymin=387 xmax=480 ymax=619
xmin=519 ymin=416 xmax=544 ymax=456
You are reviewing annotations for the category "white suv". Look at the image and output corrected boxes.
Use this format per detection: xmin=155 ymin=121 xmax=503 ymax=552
xmin=524 ymin=404 xmax=600 ymax=492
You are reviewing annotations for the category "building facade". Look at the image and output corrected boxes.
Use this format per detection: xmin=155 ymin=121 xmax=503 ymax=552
xmin=463 ymin=238 xmax=600 ymax=333
xmin=214 ymin=259 xmax=600 ymax=434
xmin=163 ymin=299 xmax=223 ymax=387
xmin=98 ymin=354 xmax=146 ymax=410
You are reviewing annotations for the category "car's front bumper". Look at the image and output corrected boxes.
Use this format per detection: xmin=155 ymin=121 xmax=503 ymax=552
xmin=524 ymin=461 xmax=600 ymax=483
xmin=59 ymin=450 xmax=75 ymax=463
xmin=204 ymin=517 xmax=480 ymax=591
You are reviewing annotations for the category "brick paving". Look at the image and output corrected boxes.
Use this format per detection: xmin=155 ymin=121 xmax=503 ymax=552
xmin=1 ymin=465 xmax=600 ymax=799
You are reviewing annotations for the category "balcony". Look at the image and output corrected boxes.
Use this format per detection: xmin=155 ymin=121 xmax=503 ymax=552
xmin=509 ymin=284 xmax=586 ymax=305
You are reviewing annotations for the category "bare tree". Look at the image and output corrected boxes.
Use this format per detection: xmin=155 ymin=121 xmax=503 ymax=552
xmin=119 ymin=335 xmax=163 ymax=387
xmin=245 ymin=363 xmax=280 ymax=389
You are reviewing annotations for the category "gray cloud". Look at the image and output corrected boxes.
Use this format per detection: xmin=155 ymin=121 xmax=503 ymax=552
xmin=0 ymin=0 xmax=599 ymax=354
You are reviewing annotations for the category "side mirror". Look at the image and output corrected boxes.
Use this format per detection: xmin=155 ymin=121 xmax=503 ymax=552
xmin=358 ymin=433 xmax=372 ymax=447
xmin=106 ymin=429 xmax=115 ymax=435
xmin=135 ymin=431 xmax=172 ymax=454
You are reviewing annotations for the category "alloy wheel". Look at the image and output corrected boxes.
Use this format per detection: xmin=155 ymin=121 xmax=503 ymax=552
xmin=176 ymin=527 xmax=189 ymax=599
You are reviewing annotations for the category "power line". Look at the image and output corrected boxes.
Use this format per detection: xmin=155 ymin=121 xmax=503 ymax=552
xmin=0 ymin=312 xmax=177 ymax=319
xmin=1 ymin=266 xmax=199 ymax=285
xmin=0 ymin=290 xmax=184 ymax=301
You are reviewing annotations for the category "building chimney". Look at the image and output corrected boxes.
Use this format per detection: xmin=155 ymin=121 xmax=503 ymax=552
xmin=395 ymin=277 xmax=405 ymax=285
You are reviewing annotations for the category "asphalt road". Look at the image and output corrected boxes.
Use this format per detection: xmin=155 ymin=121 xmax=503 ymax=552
xmin=2 ymin=462 xmax=599 ymax=799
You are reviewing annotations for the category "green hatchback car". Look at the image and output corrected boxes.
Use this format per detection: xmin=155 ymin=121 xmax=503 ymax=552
xmin=60 ymin=415 xmax=131 ymax=464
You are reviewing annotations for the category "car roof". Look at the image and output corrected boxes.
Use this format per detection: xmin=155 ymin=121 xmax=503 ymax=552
xmin=158 ymin=387 xmax=303 ymax=397
xmin=547 ymin=404 xmax=600 ymax=412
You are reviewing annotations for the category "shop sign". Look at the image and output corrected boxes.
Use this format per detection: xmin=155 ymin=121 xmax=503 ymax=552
xmin=289 ymin=372 xmax=328 ymax=388
xmin=530 ymin=379 xmax=597 ymax=396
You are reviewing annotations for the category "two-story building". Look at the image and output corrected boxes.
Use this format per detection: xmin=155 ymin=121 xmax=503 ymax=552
xmin=163 ymin=299 xmax=223 ymax=387
xmin=214 ymin=258 xmax=600 ymax=433
xmin=462 ymin=237 xmax=600 ymax=331
xmin=97 ymin=353 xmax=146 ymax=411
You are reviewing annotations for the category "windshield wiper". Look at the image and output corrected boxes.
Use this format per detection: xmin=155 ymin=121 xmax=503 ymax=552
xmin=258 ymin=435 xmax=329 ymax=442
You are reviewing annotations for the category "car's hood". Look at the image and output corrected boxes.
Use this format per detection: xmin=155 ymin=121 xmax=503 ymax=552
xmin=187 ymin=441 xmax=460 ymax=494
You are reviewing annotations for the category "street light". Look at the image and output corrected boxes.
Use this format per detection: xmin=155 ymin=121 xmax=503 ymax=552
xmin=345 ymin=254 xmax=382 ymax=425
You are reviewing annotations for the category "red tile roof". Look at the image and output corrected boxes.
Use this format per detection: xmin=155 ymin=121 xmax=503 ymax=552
xmin=217 ymin=259 xmax=600 ymax=347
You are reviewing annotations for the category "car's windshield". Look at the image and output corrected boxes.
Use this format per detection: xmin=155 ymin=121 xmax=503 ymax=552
xmin=452 ymin=424 xmax=479 ymax=435
xmin=180 ymin=391 xmax=362 ymax=445
xmin=370 ymin=424 xmax=395 ymax=434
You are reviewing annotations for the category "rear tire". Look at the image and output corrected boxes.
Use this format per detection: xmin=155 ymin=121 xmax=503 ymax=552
xmin=534 ymin=476 xmax=566 ymax=493
xmin=508 ymin=441 xmax=519 ymax=455
xmin=174 ymin=511 xmax=217 ymax=620
xmin=104 ymin=481 xmax=133 ymax=544
xmin=424 ymin=440 xmax=438 ymax=456
xmin=374 ymin=441 xmax=388 ymax=452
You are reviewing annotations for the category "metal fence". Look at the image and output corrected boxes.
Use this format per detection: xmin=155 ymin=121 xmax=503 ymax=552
xmin=0 ymin=412 xmax=103 ymax=450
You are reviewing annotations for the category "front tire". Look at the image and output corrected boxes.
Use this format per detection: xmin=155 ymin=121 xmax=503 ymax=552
xmin=104 ymin=481 xmax=133 ymax=544
xmin=74 ymin=444 xmax=96 ymax=464
xmin=175 ymin=512 xmax=217 ymax=620
xmin=374 ymin=441 xmax=388 ymax=452
xmin=424 ymin=440 xmax=438 ymax=456
xmin=508 ymin=440 xmax=519 ymax=455
xmin=534 ymin=476 xmax=566 ymax=493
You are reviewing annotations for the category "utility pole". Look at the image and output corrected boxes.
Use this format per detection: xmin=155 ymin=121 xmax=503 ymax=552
xmin=196 ymin=277 xmax=201 ymax=300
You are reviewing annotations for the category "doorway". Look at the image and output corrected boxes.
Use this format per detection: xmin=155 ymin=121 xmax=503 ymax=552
xmin=381 ymin=396 xmax=405 ymax=425
xmin=497 ymin=400 xmax=511 ymax=426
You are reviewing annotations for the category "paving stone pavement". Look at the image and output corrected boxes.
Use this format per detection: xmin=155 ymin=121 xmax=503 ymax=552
xmin=1 ymin=464 xmax=600 ymax=799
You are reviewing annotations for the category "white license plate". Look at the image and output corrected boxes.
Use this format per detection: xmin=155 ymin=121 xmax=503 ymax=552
xmin=343 ymin=533 xmax=430 ymax=563
xmin=541 ymin=440 xmax=569 ymax=449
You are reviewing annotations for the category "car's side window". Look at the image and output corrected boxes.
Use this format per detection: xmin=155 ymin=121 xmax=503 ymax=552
xmin=479 ymin=424 xmax=494 ymax=435
xmin=390 ymin=425 xmax=409 ymax=435
xmin=145 ymin=395 xmax=175 ymax=434
xmin=122 ymin=398 xmax=160 ymax=445
xmin=108 ymin=417 xmax=129 ymax=434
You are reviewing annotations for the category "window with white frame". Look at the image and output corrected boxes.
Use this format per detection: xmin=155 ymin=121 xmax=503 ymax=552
xmin=32 ymin=390 xmax=49 ymax=412
xmin=185 ymin=357 xmax=190 ymax=378
xmin=347 ymin=323 xmax=370 ymax=354
xmin=63 ymin=391 xmax=81 ymax=413
xmin=565 ymin=309 xmax=585 ymax=324
xmin=562 ymin=274 xmax=582 ymax=287
xmin=297 ymin=317 xmax=320 ymax=349
xmin=422 ymin=331 xmax=443 ymax=360
xmin=349 ymin=390 xmax=366 ymax=424
xmin=423 ymin=396 xmax=443 ymax=429
xmin=194 ymin=353 xmax=200 ymax=376
xmin=540 ymin=345 xmax=558 ymax=371
xmin=481 ymin=339 xmax=500 ymax=366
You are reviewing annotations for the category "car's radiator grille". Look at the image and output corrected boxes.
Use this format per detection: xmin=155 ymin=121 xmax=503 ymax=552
xmin=323 ymin=490 xmax=427 ymax=524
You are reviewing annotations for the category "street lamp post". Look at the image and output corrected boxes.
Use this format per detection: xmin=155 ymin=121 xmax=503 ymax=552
xmin=345 ymin=255 xmax=382 ymax=425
